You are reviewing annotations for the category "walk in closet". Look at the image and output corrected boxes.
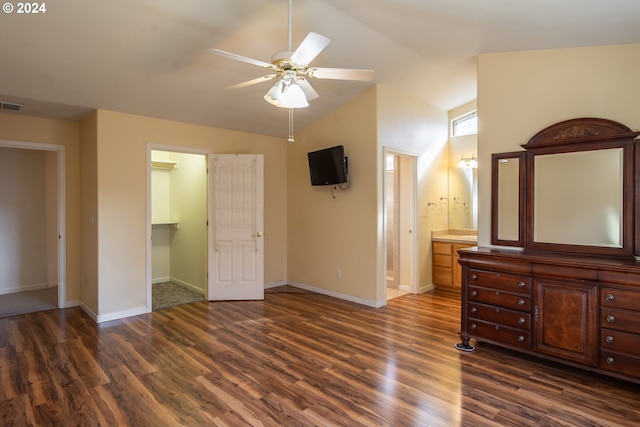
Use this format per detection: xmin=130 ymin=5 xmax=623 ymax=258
xmin=151 ymin=151 xmax=207 ymax=306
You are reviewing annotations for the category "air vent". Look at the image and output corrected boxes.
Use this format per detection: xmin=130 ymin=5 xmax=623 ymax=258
xmin=0 ymin=102 xmax=22 ymax=111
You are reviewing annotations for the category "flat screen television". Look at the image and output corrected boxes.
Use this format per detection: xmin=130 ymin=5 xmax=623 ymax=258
xmin=307 ymin=145 xmax=348 ymax=186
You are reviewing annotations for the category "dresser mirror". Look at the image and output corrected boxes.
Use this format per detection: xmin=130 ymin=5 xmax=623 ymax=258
xmin=532 ymin=148 xmax=624 ymax=247
xmin=491 ymin=151 xmax=525 ymax=246
xmin=522 ymin=118 xmax=637 ymax=257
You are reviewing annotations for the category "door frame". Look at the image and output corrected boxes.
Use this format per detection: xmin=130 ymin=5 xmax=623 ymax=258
xmin=381 ymin=147 xmax=418 ymax=301
xmin=0 ymin=139 xmax=67 ymax=307
xmin=145 ymin=143 xmax=210 ymax=312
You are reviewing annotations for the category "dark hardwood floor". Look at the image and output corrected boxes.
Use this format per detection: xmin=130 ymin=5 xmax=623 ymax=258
xmin=1 ymin=286 xmax=639 ymax=426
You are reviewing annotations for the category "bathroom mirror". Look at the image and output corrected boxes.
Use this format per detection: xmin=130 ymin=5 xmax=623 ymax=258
xmin=522 ymin=117 xmax=637 ymax=257
xmin=491 ymin=152 xmax=525 ymax=246
xmin=448 ymin=167 xmax=476 ymax=229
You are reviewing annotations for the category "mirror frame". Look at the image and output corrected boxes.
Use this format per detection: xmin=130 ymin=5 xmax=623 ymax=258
xmin=522 ymin=118 xmax=639 ymax=258
xmin=491 ymin=151 xmax=526 ymax=247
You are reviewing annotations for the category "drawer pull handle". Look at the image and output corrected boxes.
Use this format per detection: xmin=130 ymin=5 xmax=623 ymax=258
xmin=470 ymin=323 xmax=477 ymax=330
xmin=470 ymin=291 xmax=478 ymax=297
xmin=471 ymin=274 xmax=478 ymax=280
xmin=517 ymin=335 xmax=525 ymax=343
xmin=605 ymin=293 xmax=615 ymax=302
xmin=495 ymin=273 xmax=500 ymax=279
xmin=518 ymin=317 xmax=526 ymax=325
xmin=518 ymin=281 xmax=526 ymax=288
xmin=517 ymin=299 xmax=525 ymax=306
xmin=470 ymin=307 xmax=477 ymax=314
xmin=605 ymin=335 xmax=614 ymax=343
xmin=606 ymin=357 xmax=615 ymax=365
xmin=606 ymin=315 xmax=615 ymax=323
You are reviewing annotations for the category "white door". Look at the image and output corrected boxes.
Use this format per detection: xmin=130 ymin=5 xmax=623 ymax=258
xmin=207 ymin=154 xmax=264 ymax=300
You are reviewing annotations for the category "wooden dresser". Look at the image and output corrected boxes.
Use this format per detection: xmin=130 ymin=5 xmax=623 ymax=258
xmin=458 ymin=247 xmax=640 ymax=384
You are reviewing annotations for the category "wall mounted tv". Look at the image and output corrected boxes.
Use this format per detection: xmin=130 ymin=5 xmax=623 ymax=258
xmin=307 ymin=145 xmax=348 ymax=186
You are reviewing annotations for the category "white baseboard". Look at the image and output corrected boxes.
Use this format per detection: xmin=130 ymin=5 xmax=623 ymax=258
xmin=152 ymin=276 xmax=170 ymax=285
xmin=164 ymin=277 xmax=205 ymax=296
xmin=0 ymin=282 xmax=48 ymax=295
xmin=398 ymin=284 xmax=411 ymax=292
xmin=79 ymin=301 xmax=98 ymax=322
xmin=286 ymin=281 xmax=385 ymax=308
xmin=95 ymin=305 xmax=149 ymax=323
xmin=264 ymin=280 xmax=287 ymax=289
xmin=61 ymin=299 xmax=80 ymax=309
xmin=419 ymin=283 xmax=436 ymax=293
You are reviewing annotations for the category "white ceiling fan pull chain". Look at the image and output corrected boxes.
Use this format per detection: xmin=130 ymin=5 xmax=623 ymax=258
xmin=288 ymin=108 xmax=295 ymax=142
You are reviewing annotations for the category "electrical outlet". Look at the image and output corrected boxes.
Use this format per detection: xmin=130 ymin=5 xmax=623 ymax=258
xmin=336 ymin=269 xmax=342 ymax=279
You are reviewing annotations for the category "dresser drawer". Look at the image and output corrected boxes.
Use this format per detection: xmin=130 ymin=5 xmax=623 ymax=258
xmin=468 ymin=286 xmax=530 ymax=311
xmin=600 ymin=350 xmax=640 ymax=379
xmin=600 ymin=308 xmax=640 ymax=334
xmin=467 ymin=319 xmax=530 ymax=349
xmin=600 ymin=287 xmax=640 ymax=311
xmin=600 ymin=328 xmax=640 ymax=356
xmin=468 ymin=269 xmax=531 ymax=293
xmin=469 ymin=302 xmax=530 ymax=330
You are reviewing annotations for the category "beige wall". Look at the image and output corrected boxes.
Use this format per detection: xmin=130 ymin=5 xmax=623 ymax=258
xmin=0 ymin=113 xmax=82 ymax=305
xmin=478 ymin=43 xmax=640 ymax=246
xmin=80 ymin=111 xmax=99 ymax=312
xmin=448 ymin=100 xmax=478 ymax=229
xmin=377 ymin=85 xmax=449 ymax=295
xmin=287 ymin=85 xmax=449 ymax=305
xmin=288 ymin=87 xmax=380 ymax=303
xmin=92 ymin=110 xmax=287 ymax=318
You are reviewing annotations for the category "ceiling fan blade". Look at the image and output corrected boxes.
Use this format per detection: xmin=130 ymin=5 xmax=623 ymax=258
xmin=290 ymin=32 xmax=330 ymax=66
xmin=308 ymin=67 xmax=375 ymax=81
xmin=209 ymin=48 xmax=274 ymax=69
xmin=227 ymin=74 xmax=278 ymax=89
xmin=298 ymin=78 xmax=319 ymax=101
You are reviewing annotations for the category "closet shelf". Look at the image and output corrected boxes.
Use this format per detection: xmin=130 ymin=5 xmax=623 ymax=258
xmin=151 ymin=161 xmax=178 ymax=170
xmin=152 ymin=220 xmax=180 ymax=229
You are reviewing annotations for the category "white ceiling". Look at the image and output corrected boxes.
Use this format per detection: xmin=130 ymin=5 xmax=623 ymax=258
xmin=1 ymin=0 xmax=639 ymax=139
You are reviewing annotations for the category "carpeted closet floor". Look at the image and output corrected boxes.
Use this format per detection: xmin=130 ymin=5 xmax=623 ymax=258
xmin=152 ymin=282 xmax=205 ymax=311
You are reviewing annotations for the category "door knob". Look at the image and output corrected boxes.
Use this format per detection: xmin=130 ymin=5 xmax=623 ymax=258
xmin=256 ymin=232 xmax=264 ymax=237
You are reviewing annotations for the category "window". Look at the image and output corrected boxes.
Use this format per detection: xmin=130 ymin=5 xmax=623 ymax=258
xmin=452 ymin=110 xmax=478 ymax=137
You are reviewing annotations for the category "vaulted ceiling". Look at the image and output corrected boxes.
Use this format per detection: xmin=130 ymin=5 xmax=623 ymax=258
xmin=1 ymin=0 xmax=639 ymax=139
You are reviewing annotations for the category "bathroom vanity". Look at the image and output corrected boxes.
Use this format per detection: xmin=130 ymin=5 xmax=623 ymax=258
xmin=458 ymin=118 xmax=640 ymax=384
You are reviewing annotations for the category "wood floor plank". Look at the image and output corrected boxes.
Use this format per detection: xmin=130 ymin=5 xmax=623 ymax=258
xmin=1 ymin=286 xmax=640 ymax=425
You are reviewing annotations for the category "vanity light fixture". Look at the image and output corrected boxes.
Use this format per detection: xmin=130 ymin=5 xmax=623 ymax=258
xmin=458 ymin=155 xmax=478 ymax=169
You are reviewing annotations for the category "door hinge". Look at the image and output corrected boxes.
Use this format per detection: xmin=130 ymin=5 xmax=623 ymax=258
xmin=534 ymin=305 xmax=539 ymax=322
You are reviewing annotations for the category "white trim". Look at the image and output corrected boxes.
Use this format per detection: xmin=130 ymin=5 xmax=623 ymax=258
xmin=287 ymin=281 xmax=385 ymax=308
xmin=79 ymin=301 xmax=98 ymax=322
xmin=0 ymin=282 xmax=49 ymax=295
xmin=0 ymin=139 xmax=67 ymax=309
xmin=265 ymin=280 xmax=287 ymax=289
xmin=419 ymin=283 xmax=436 ymax=294
xmin=95 ymin=305 xmax=148 ymax=323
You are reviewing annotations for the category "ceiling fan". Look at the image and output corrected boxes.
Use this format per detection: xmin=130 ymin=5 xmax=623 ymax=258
xmin=210 ymin=0 xmax=374 ymax=113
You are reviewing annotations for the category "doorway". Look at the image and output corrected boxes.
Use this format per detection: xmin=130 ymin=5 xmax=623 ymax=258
xmin=384 ymin=149 xmax=417 ymax=301
xmin=0 ymin=140 xmax=66 ymax=317
xmin=148 ymin=148 xmax=207 ymax=311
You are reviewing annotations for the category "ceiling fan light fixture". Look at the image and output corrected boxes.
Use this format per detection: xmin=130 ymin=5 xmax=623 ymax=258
xmin=263 ymin=78 xmax=309 ymax=109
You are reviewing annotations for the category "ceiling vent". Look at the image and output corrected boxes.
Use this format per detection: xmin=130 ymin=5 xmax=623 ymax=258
xmin=0 ymin=102 xmax=22 ymax=111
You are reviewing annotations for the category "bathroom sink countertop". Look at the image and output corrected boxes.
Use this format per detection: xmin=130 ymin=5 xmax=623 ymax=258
xmin=431 ymin=229 xmax=478 ymax=244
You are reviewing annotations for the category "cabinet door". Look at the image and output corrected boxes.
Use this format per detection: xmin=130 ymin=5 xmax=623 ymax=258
xmin=533 ymin=279 xmax=597 ymax=366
